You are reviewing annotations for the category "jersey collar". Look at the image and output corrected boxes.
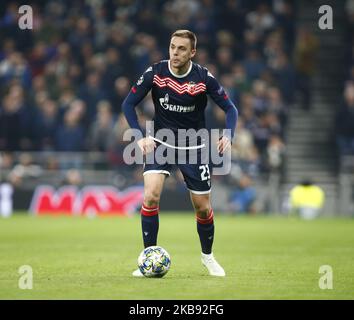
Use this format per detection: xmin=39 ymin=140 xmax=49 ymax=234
xmin=168 ymin=60 xmax=193 ymax=78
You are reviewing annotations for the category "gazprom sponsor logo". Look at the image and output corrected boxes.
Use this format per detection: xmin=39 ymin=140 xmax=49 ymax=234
xmin=159 ymin=94 xmax=195 ymax=113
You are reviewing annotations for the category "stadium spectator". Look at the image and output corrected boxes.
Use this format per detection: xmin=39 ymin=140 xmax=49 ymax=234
xmin=251 ymin=112 xmax=273 ymax=154
xmin=0 ymin=152 xmax=14 ymax=170
xmin=216 ymin=0 xmax=246 ymax=42
xmin=267 ymin=86 xmax=288 ymax=128
xmin=293 ymin=27 xmax=319 ymax=110
xmin=232 ymin=64 xmax=252 ymax=98
xmin=228 ymin=173 xmax=257 ymax=214
xmin=78 ymin=71 xmax=107 ymax=123
xmin=266 ymin=134 xmax=285 ymax=171
xmin=335 ymin=82 xmax=354 ymax=155
xmin=107 ymin=112 xmax=131 ymax=167
xmin=240 ymin=94 xmax=258 ymax=131
xmin=102 ymin=47 xmax=124 ymax=99
xmin=110 ymin=76 xmax=131 ymax=115
xmin=270 ymin=51 xmax=296 ymax=104
xmin=68 ymin=17 xmax=93 ymax=53
xmin=7 ymin=152 xmax=42 ymax=188
xmin=231 ymin=117 xmax=256 ymax=162
xmin=62 ymin=168 xmax=83 ymax=187
xmin=87 ymin=100 xmax=116 ymax=152
xmin=216 ymin=46 xmax=234 ymax=75
xmin=252 ymin=79 xmax=269 ymax=115
xmin=0 ymin=85 xmax=33 ymax=151
xmin=263 ymin=30 xmax=284 ymax=69
xmin=55 ymin=108 xmax=85 ymax=152
xmin=273 ymin=0 xmax=296 ymax=51
xmin=220 ymin=73 xmax=238 ymax=104
xmin=216 ymin=30 xmax=243 ymax=61
xmin=242 ymin=49 xmax=266 ymax=81
xmin=0 ymin=51 xmax=32 ymax=88
xmin=0 ymin=95 xmax=21 ymax=151
xmin=33 ymin=99 xmax=59 ymax=151
xmin=246 ymin=3 xmax=275 ymax=36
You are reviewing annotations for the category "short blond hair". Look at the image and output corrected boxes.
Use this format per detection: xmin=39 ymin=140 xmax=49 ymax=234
xmin=171 ymin=30 xmax=197 ymax=50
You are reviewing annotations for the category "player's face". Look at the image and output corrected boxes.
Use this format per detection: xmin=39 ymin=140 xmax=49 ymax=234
xmin=169 ymin=36 xmax=196 ymax=70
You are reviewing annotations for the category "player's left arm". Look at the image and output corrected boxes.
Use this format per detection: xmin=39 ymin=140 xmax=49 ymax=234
xmin=206 ymin=72 xmax=238 ymax=153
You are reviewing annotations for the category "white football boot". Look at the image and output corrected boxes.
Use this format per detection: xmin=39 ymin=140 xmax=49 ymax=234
xmin=132 ymin=269 xmax=144 ymax=277
xmin=201 ymin=252 xmax=226 ymax=277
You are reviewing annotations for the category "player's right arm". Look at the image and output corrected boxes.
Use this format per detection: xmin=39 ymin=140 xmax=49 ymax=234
xmin=122 ymin=66 xmax=156 ymax=154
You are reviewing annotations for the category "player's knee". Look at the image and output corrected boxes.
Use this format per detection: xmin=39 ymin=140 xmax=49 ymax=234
xmin=195 ymin=205 xmax=211 ymax=219
xmin=144 ymin=190 xmax=161 ymax=207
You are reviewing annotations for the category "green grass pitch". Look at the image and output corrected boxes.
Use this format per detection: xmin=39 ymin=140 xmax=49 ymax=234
xmin=0 ymin=213 xmax=354 ymax=299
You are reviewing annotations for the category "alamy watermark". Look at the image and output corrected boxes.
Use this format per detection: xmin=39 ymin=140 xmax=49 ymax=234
xmin=318 ymin=5 xmax=333 ymax=30
xmin=318 ymin=265 xmax=333 ymax=290
xmin=18 ymin=265 xmax=33 ymax=289
xmin=18 ymin=5 xmax=33 ymax=30
xmin=122 ymin=122 xmax=232 ymax=176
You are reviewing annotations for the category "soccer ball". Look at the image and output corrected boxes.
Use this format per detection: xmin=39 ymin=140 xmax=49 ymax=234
xmin=138 ymin=246 xmax=171 ymax=278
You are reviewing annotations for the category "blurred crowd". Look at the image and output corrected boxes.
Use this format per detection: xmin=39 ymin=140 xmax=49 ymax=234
xmin=336 ymin=0 xmax=354 ymax=156
xmin=0 ymin=0 xmax=306 ymax=212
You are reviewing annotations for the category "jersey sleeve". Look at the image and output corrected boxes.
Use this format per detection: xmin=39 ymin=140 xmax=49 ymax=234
xmin=122 ymin=66 xmax=154 ymax=135
xmin=206 ymin=71 xmax=238 ymax=140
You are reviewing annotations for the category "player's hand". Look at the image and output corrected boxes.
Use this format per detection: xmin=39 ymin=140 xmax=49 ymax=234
xmin=217 ymin=136 xmax=231 ymax=154
xmin=137 ymin=137 xmax=156 ymax=155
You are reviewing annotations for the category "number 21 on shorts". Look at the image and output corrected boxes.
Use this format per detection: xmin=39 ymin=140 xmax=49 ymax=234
xmin=199 ymin=165 xmax=210 ymax=181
